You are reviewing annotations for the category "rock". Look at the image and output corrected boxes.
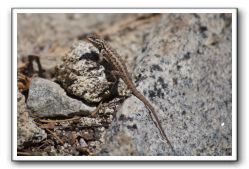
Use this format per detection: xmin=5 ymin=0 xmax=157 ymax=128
xmin=27 ymin=77 xmax=96 ymax=117
xmin=99 ymin=13 xmax=232 ymax=156
xmin=55 ymin=41 xmax=111 ymax=103
xmin=79 ymin=138 xmax=88 ymax=147
xmin=17 ymin=91 xmax=47 ymax=149
xmin=55 ymin=41 xmax=130 ymax=103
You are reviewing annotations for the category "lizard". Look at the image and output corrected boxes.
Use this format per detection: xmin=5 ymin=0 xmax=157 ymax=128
xmin=86 ymin=33 xmax=175 ymax=152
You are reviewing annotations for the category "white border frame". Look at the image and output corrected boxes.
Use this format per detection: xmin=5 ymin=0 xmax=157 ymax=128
xmin=12 ymin=8 xmax=237 ymax=161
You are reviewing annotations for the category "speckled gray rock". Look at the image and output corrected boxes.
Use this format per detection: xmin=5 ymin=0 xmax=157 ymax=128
xmin=17 ymin=91 xmax=47 ymax=149
xmin=100 ymin=13 xmax=232 ymax=156
xmin=27 ymin=77 xmax=96 ymax=117
xmin=55 ymin=41 xmax=111 ymax=103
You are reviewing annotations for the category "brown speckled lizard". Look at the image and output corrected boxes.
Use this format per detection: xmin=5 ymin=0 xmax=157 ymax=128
xmin=86 ymin=33 xmax=174 ymax=152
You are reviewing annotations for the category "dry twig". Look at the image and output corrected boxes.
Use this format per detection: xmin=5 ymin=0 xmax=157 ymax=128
xmin=45 ymin=128 xmax=64 ymax=145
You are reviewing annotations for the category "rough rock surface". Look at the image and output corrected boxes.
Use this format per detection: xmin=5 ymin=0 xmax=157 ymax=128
xmin=55 ymin=41 xmax=130 ymax=103
xmin=27 ymin=77 xmax=96 ymax=117
xmin=55 ymin=41 xmax=111 ymax=103
xmin=100 ymin=13 xmax=232 ymax=156
xmin=17 ymin=91 xmax=47 ymax=149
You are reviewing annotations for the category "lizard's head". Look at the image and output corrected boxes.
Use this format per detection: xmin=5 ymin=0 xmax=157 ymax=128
xmin=86 ymin=33 xmax=104 ymax=50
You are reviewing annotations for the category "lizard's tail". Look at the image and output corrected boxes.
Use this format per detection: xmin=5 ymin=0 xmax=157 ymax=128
xmin=131 ymin=87 xmax=175 ymax=153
